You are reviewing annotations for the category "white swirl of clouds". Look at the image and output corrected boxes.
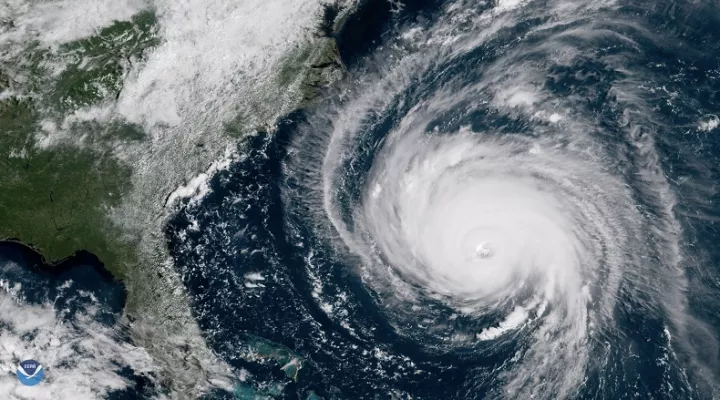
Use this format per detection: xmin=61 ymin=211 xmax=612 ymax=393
xmin=275 ymin=0 xmax=720 ymax=396
xmin=362 ymin=128 xmax=627 ymax=308
xmin=338 ymin=112 xmax=641 ymax=398
xmin=288 ymin=0 xmax=694 ymax=397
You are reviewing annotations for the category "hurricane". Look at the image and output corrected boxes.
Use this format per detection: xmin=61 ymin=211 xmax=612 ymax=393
xmin=166 ymin=0 xmax=720 ymax=398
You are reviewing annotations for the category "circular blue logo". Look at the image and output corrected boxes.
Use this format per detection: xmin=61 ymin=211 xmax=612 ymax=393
xmin=16 ymin=359 xmax=43 ymax=386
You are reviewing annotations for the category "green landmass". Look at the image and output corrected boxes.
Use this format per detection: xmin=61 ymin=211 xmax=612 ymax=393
xmin=2 ymin=5 xmax=348 ymax=397
xmin=0 ymin=10 xmax=158 ymax=278
xmin=275 ymin=4 xmax=346 ymax=107
xmin=225 ymin=26 xmax=345 ymax=140
xmin=0 ymin=88 xmax=138 ymax=277
xmin=49 ymin=10 xmax=159 ymax=113
xmin=293 ymin=37 xmax=345 ymax=105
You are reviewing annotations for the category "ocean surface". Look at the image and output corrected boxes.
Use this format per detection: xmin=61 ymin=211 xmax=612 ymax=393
xmin=4 ymin=0 xmax=720 ymax=398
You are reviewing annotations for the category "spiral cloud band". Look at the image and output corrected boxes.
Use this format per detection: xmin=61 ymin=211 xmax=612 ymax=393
xmin=272 ymin=0 xmax=708 ymax=397
xmin=304 ymin=23 xmax=661 ymax=399
xmin=363 ymin=129 xmax=623 ymax=308
xmin=336 ymin=110 xmax=642 ymax=396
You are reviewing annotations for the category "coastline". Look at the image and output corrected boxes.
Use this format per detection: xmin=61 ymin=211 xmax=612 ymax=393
xmin=0 ymin=239 xmax=117 ymax=281
xmin=1 ymin=1 xmax=360 ymax=398
xmin=0 ymin=0 xmax=418 ymax=397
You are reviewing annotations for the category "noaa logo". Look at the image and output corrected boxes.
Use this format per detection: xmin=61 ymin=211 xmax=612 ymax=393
xmin=16 ymin=359 xmax=44 ymax=386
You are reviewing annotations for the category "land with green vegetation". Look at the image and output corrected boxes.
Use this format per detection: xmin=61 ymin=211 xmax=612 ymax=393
xmin=280 ymin=3 xmax=347 ymax=105
xmin=1 ymin=4 xmax=349 ymax=398
xmin=51 ymin=11 xmax=159 ymax=113
xmin=1 ymin=4 xmax=346 ymax=281
xmin=225 ymin=4 xmax=346 ymax=139
xmin=0 ymin=11 xmax=158 ymax=278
